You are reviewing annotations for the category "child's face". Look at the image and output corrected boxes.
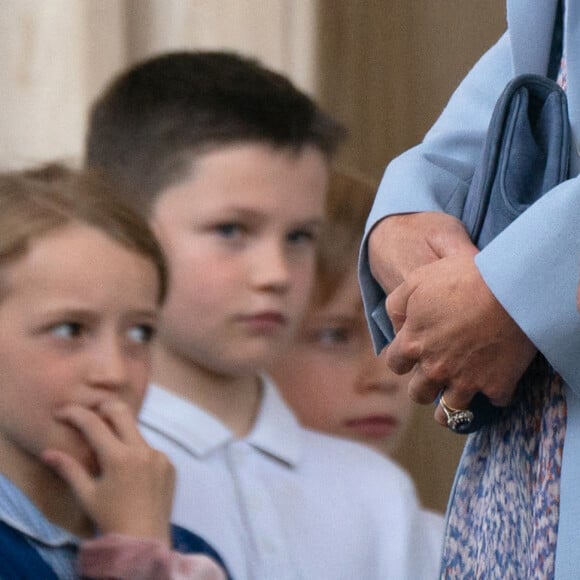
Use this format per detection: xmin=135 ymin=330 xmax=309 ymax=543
xmin=270 ymin=269 xmax=412 ymax=456
xmin=151 ymin=143 xmax=328 ymax=376
xmin=0 ymin=223 xmax=159 ymax=476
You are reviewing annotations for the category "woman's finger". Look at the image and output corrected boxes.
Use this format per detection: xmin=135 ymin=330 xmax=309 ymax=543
xmin=386 ymin=280 xmax=413 ymax=335
xmin=406 ymin=365 xmax=444 ymax=405
xmin=433 ymin=388 xmax=479 ymax=429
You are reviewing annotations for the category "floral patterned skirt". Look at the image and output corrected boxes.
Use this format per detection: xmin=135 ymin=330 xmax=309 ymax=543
xmin=441 ymin=359 xmax=566 ymax=579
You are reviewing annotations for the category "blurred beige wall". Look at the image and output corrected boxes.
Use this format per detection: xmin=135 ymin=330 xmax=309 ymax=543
xmin=317 ymin=0 xmax=506 ymax=179
xmin=0 ymin=0 xmax=317 ymax=168
xmin=316 ymin=0 xmax=506 ymax=512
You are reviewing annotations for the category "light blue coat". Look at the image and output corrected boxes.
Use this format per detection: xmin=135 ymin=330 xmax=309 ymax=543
xmin=359 ymin=1 xmax=580 ymax=576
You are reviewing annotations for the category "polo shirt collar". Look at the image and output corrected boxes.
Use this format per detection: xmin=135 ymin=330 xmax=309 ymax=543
xmin=246 ymin=374 xmax=302 ymax=466
xmin=140 ymin=376 xmax=302 ymax=467
xmin=140 ymin=383 xmax=232 ymax=457
xmin=0 ymin=474 xmax=79 ymax=549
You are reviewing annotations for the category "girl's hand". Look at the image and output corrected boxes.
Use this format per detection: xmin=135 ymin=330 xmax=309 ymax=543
xmin=42 ymin=401 xmax=175 ymax=546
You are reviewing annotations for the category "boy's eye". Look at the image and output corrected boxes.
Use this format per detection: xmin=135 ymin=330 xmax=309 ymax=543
xmin=287 ymin=228 xmax=316 ymax=245
xmin=127 ymin=324 xmax=156 ymax=345
xmin=216 ymin=222 xmax=244 ymax=238
xmin=51 ymin=322 xmax=83 ymax=339
xmin=312 ymin=326 xmax=352 ymax=346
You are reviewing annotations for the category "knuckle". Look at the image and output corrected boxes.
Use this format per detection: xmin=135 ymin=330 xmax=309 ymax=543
xmin=394 ymin=335 xmax=421 ymax=361
xmin=155 ymin=448 xmax=170 ymax=465
xmin=385 ymin=293 xmax=396 ymax=316
xmin=407 ymin=385 xmax=424 ymax=404
xmin=422 ymin=360 xmax=448 ymax=384
xmin=152 ymin=449 xmax=173 ymax=471
xmin=485 ymin=385 xmax=511 ymax=405
xmin=135 ymin=446 xmax=154 ymax=464
xmin=408 ymin=378 xmax=437 ymax=405
xmin=105 ymin=400 xmax=126 ymax=414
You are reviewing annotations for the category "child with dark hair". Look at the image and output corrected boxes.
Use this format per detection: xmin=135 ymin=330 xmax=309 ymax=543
xmin=0 ymin=164 xmax=227 ymax=579
xmin=86 ymin=51 xmax=342 ymax=211
xmin=86 ymin=50 xmax=442 ymax=579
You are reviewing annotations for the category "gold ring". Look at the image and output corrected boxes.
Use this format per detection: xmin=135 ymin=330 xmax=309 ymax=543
xmin=439 ymin=393 xmax=474 ymax=434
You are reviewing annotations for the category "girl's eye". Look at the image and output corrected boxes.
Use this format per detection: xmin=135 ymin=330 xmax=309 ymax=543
xmin=51 ymin=322 xmax=83 ymax=339
xmin=127 ymin=324 xmax=156 ymax=345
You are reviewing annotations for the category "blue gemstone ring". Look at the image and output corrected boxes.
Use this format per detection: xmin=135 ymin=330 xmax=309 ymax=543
xmin=439 ymin=393 xmax=475 ymax=434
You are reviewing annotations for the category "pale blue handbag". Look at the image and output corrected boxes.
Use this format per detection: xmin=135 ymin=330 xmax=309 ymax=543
xmin=462 ymin=73 xmax=570 ymax=249
xmin=457 ymin=72 xmax=570 ymax=433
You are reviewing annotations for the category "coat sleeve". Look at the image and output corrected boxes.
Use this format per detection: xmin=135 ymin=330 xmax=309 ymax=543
xmin=358 ymin=30 xmax=514 ymax=349
xmin=475 ymin=179 xmax=580 ymax=392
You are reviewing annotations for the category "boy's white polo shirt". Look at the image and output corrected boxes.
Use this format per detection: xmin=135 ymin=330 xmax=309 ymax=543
xmin=140 ymin=377 xmax=443 ymax=580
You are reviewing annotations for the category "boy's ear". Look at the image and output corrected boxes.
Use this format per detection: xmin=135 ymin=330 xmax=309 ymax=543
xmin=148 ymin=216 xmax=172 ymax=255
xmin=149 ymin=215 xmax=165 ymax=241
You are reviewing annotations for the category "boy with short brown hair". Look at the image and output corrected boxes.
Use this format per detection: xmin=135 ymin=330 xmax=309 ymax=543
xmin=86 ymin=50 xmax=442 ymax=580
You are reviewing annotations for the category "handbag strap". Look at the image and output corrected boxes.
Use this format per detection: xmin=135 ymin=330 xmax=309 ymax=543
xmin=547 ymin=0 xmax=564 ymax=81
